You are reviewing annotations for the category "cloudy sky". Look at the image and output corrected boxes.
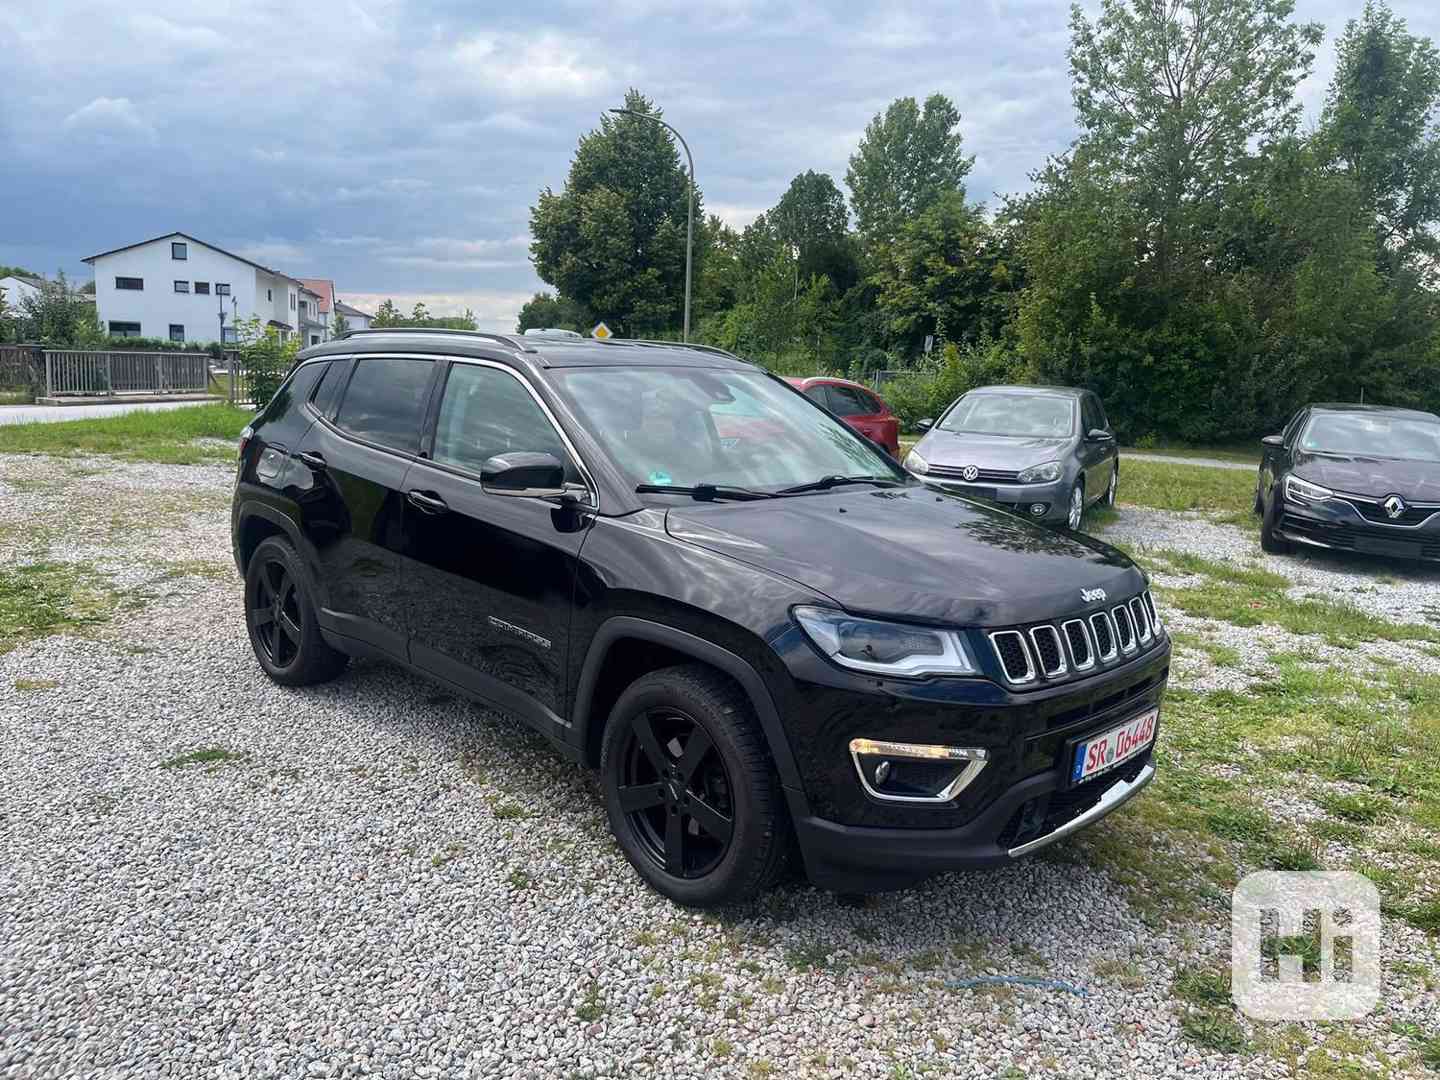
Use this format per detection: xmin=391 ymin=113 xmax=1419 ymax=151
xmin=2 ymin=1 xmax=1436 ymax=330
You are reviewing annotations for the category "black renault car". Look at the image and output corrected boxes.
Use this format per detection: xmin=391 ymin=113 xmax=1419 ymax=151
xmin=1257 ymin=403 xmax=1440 ymax=562
xmin=231 ymin=330 xmax=1169 ymax=906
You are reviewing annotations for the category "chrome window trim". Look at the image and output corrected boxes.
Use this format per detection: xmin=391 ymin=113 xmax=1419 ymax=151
xmin=1061 ymin=618 xmax=1096 ymax=671
xmin=848 ymin=739 xmax=990 ymax=804
xmin=1028 ymin=624 xmax=1068 ymax=677
xmin=415 ymin=354 xmax=599 ymax=510
xmin=1112 ymin=605 xmax=1138 ymax=653
xmin=988 ymin=630 xmax=1037 ymax=685
xmin=1089 ymin=612 xmax=1119 ymax=662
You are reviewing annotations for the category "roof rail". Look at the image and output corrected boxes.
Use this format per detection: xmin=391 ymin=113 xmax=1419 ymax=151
xmin=337 ymin=327 xmax=536 ymax=353
xmin=609 ymin=338 xmax=746 ymax=362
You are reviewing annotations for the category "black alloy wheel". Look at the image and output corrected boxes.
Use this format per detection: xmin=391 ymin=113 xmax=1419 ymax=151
xmin=244 ymin=536 xmax=349 ymax=686
xmin=601 ymin=664 xmax=791 ymax=906
xmin=617 ymin=707 xmax=735 ymax=879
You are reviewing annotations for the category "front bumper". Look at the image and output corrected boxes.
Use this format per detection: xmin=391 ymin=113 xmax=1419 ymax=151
xmin=1276 ymin=498 xmax=1440 ymax=562
xmin=795 ymin=756 xmax=1154 ymax=892
xmin=915 ymin=475 xmax=1069 ymax=522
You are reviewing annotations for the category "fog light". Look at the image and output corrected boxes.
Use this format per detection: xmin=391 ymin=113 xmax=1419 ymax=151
xmin=849 ymin=739 xmax=989 ymax=803
xmin=874 ymin=760 xmax=892 ymax=785
xmin=1030 ymin=503 xmax=1048 ymax=516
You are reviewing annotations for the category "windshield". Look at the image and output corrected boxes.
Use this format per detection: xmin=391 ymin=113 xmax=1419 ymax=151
xmin=939 ymin=393 xmax=1075 ymax=438
xmin=549 ymin=367 xmax=900 ymax=491
xmin=1300 ymin=412 xmax=1440 ymax=463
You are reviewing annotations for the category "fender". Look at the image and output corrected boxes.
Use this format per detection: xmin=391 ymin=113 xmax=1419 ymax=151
xmin=571 ymin=616 xmax=812 ymax=817
xmin=233 ymin=499 xmax=307 ymax=571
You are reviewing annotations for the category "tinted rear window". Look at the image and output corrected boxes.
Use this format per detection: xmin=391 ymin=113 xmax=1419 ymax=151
xmin=334 ymin=357 xmax=434 ymax=453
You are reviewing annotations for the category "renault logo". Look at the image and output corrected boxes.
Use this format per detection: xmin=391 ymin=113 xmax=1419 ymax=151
xmin=962 ymin=465 xmax=980 ymax=482
xmin=1383 ymin=495 xmax=1407 ymax=520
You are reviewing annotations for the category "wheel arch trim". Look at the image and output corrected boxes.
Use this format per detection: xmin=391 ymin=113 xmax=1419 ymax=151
xmin=571 ymin=616 xmax=809 ymax=811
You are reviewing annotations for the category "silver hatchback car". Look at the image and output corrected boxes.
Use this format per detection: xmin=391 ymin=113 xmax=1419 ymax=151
xmin=903 ymin=385 xmax=1120 ymax=529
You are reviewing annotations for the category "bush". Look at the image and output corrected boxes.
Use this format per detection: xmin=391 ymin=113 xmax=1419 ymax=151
xmin=879 ymin=341 xmax=1026 ymax=429
xmin=100 ymin=336 xmax=218 ymax=356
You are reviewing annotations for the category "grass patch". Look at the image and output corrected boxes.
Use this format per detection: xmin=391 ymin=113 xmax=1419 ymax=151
xmin=1316 ymin=792 xmax=1390 ymax=824
xmin=159 ymin=746 xmax=244 ymax=769
xmin=0 ymin=561 xmax=117 ymax=653
xmin=0 ymin=403 xmax=252 ymax=464
xmin=1173 ymin=966 xmax=1230 ymax=1007
xmin=1147 ymin=549 xmax=1289 ymax=591
xmin=13 ymin=677 xmax=59 ymax=691
xmin=1123 ymin=442 xmax=1260 ymax=465
xmin=1179 ymin=1009 xmax=1248 ymax=1054
xmin=1120 ymin=459 xmax=1255 ymax=514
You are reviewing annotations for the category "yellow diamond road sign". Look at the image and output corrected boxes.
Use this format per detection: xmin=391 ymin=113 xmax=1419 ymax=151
xmin=591 ymin=321 xmax=613 ymax=340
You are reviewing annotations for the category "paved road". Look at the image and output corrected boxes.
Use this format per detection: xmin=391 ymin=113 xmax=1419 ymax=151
xmin=0 ymin=400 xmax=217 ymax=427
xmin=1123 ymin=451 xmax=1254 ymax=471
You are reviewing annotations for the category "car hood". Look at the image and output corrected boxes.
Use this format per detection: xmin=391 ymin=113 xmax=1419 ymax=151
xmin=916 ymin=429 xmax=1072 ymax=471
xmin=1294 ymin=452 xmax=1440 ymax=501
xmin=664 ymin=487 xmax=1145 ymax=627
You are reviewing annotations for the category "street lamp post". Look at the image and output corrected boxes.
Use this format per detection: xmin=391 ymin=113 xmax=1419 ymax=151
xmin=609 ymin=107 xmax=694 ymax=343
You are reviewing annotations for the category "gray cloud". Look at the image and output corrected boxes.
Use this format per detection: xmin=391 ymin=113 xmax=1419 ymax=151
xmin=2 ymin=0 xmax=1436 ymax=330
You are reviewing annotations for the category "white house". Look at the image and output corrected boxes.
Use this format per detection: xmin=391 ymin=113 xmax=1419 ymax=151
xmin=0 ymin=273 xmax=43 ymax=311
xmin=334 ymin=300 xmax=373 ymax=332
xmin=84 ymin=232 xmax=311 ymax=344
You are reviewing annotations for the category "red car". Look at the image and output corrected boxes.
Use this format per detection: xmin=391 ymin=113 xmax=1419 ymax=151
xmin=785 ymin=376 xmax=901 ymax=458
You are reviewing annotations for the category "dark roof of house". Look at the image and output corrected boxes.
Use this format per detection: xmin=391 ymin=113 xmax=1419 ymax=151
xmin=82 ymin=232 xmax=303 ymax=285
xmin=0 ymin=273 xmax=44 ymax=289
xmin=333 ymin=301 xmax=372 ymax=318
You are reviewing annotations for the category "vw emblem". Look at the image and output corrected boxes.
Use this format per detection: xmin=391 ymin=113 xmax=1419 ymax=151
xmin=1383 ymin=494 xmax=1406 ymax=520
xmin=962 ymin=465 xmax=980 ymax=482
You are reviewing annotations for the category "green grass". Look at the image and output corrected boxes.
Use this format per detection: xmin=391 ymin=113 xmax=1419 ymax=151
xmin=1120 ymin=458 xmax=1255 ymax=514
xmin=1123 ymin=443 xmax=1260 ymax=465
xmin=0 ymin=562 xmax=117 ymax=653
xmin=1145 ymin=549 xmax=1288 ymax=590
xmin=159 ymin=746 xmax=244 ymax=769
xmin=0 ymin=403 xmax=252 ymax=464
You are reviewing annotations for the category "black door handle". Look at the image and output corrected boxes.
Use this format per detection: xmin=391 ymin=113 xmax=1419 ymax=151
xmin=297 ymin=450 xmax=327 ymax=471
xmin=406 ymin=489 xmax=449 ymax=514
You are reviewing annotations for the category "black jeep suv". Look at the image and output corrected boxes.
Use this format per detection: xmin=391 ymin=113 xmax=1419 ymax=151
xmin=231 ymin=330 xmax=1169 ymax=906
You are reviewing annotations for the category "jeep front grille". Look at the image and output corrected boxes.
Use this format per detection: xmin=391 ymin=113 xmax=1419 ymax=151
xmin=988 ymin=593 xmax=1163 ymax=688
xmin=989 ymin=630 xmax=1036 ymax=684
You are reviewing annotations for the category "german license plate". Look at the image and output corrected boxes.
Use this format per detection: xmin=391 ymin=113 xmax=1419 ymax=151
xmin=1071 ymin=708 xmax=1157 ymax=785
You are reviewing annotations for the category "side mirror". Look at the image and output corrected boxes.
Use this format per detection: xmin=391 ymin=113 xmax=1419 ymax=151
xmin=1087 ymin=429 xmax=1114 ymax=443
xmin=916 ymin=418 xmax=934 ymax=433
xmin=1261 ymin=434 xmax=1285 ymax=449
xmin=481 ymin=452 xmax=567 ymax=498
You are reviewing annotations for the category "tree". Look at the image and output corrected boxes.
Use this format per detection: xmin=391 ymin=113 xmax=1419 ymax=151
xmin=1068 ymin=0 xmax=1323 ymax=282
xmin=516 ymin=292 xmax=588 ymax=333
xmin=530 ymin=89 xmax=699 ymax=336
xmin=373 ymin=299 xmax=402 ymax=327
xmin=332 ymin=311 xmax=350 ymax=336
xmin=845 ymin=94 xmax=974 ymax=246
xmin=17 ymin=271 xmax=104 ymax=348
xmin=870 ymin=192 xmax=1017 ymax=355
xmin=1320 ymin=0 xmax=1440 ymax=268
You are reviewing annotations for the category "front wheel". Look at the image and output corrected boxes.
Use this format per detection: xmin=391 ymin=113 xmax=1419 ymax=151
xmin=1259 ymin=493 xmax=1292 ymax=555
xmin=600 ymin=664 xmax=790 ymax=907
xmin=1066 ymin=481 xmax=1085 ymax=530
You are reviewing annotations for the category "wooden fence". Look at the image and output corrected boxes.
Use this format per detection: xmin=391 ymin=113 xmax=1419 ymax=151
xmin=42 ymin=350 xmax=212 ymax=397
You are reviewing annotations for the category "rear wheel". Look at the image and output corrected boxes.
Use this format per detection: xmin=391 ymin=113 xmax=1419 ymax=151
xmin=244 ymin=536 xmax=349 ymax=685
xmin=601 ymin=664 xmax=790 ymax=907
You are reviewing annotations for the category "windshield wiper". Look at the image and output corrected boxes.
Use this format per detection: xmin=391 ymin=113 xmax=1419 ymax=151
xmin=775 ymin=475 xmax=903 ymax=495
xmin=635 ymin=482 xmax=775 ymax=502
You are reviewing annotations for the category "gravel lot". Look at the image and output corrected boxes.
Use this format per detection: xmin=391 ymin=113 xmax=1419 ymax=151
xmin=2 ymin=455 xmax=1437 ymax=1079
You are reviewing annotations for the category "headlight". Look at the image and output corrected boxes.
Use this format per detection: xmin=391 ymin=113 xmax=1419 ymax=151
xmin=903 ymin=449 xmax=929 ymax=476
xmin=1018 ymin=460 xmax=1063 ymax=484
xmin=794 ymin=606 xmax=977 ymax=677
xmin=1284 ymin=474 xmax=1332 ymax=504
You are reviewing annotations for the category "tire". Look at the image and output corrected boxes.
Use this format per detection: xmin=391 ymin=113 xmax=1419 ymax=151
xmin=244 ymin=535 xmax=349 ymax=686
xmin=1105 ymin=464 xmax=1119 ymax=508
xmin=1065 ymin=479 xmax=1085 ymax=530
xmin=1259 ymin=493 xmax=1292 ymax=555
xmin=600 ymin=663 xmax=791 ymax=907
xmin=1253 ymin=475 xmax=1264 ymax=515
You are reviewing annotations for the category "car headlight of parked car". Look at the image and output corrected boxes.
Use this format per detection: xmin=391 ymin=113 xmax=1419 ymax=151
xmin=1284 ymin=474 xmax=1333 ymax=504
xmin=903 ymin=449 xmax=930 ymax=475
xmin=794 ymin=606 xmax=977 ymax=678
xmin=1018 ymin=460 xmax=1062 ymax=484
